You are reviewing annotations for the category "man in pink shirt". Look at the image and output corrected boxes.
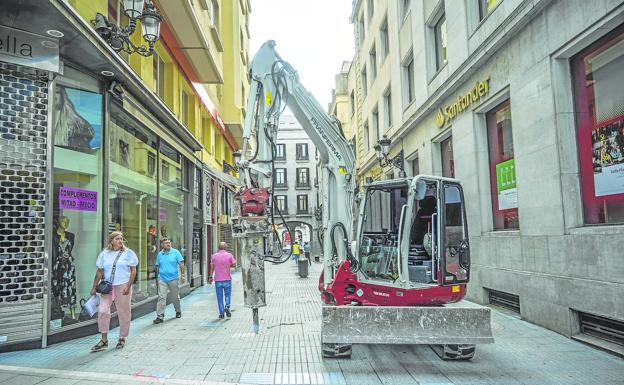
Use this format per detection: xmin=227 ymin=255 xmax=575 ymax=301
xmin=208 ymin=241 xmax=237 ymax=319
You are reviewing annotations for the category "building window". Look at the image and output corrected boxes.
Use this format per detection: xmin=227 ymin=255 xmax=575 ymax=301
xmin=363 ymin=122 xmax=370 ymax=152
xmin=487 ymin=100 xmax=518 ymax=230
xmin=370 ymin=45 xmax=377 ymax=81
xmin=296 ymin=143 xmax=309 ymax=160
xmin=275 ymin=195 xmax=288 ymax=213
xmin=441 ymin=136 xmax=454 ymax=178
xmin=181 ymin=91 xmax=189 ymax=126
xmin=275 ymin=143 xmax=286 ymax=160
xmin=358 ymin=14 xmax=365 ymax=44
xmin=202 ymin=117 xmax=212 ymax=154
xmin=367 ymin=0 xmax=374 ymax=20
xmin=153 ymin=52 xmax=165 ymax=100
xmin=297 ymin=195 xmax=309 ymax=214
xmin=297 ymin=168 xmax=310 ymax=187
xmin=401 ymin=0 xmax=411 ymax=21
xmin=384 ymin=88 xmax=393 ymax=128
xmin=350 ymin=90 xmax=355 ymax=116
xmin=274 ymin=168 xmax=287 ymax=187
xmin=411 ymin=156 xmax=420 ymax=176
xmin=210 ymin=0 xmax=220 ymax=31
xmin=361 ymin=66 xmax=368 ymax=99
xmin=573 ymin=26 xmax=624 ymax=225
xmin=479 ymin=0 xmax=500 ymax=20
xmin=162 ymin=161 xmax=170 ymax=182
xmin=380 ymin=18 xmax=389 ymax=63
xmin=434 ymin=14 xmax=448 ymax=71
xmin=372 ymin=107 xmax=379 ymax=143
xmin=403 ymin=54 xmax=414 ymax=106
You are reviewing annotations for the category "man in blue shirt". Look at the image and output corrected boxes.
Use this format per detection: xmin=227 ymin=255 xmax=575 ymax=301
xmin=153 ymin=237 xmax=185 ymax=324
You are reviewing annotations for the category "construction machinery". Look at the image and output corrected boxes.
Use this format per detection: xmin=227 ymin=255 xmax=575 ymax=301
xmin=231 ymin=41 xmax=493 ymax=359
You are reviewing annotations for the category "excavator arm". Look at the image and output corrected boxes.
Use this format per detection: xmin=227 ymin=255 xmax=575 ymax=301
xmin=232 ymin=41 xmax=356 ymax=331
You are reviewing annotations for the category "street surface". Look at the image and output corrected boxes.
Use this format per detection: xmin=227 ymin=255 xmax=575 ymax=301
xmin=0 ymin=261 xmax=622 ymax=385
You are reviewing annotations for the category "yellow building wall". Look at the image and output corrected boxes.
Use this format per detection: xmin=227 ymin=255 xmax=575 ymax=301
xmin=69 ymin=0 xmax=233 ymax=170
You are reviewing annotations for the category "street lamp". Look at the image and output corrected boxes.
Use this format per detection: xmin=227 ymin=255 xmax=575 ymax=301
xmin=93 ymin=0 xmax=163 ymax=57
xmin=374 ymin=135 xmax=405 ymax=177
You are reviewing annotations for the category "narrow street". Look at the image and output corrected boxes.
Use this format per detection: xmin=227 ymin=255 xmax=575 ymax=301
xmin=0 ymin=261 xmax=622 ymax=385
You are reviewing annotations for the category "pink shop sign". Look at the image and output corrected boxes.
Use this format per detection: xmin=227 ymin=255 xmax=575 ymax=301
xmin=59 ymin=187 xmax=98 ymax=212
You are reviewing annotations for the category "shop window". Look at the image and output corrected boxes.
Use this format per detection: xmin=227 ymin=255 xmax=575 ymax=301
xmin=573 ymin=26 xmax=624 ymax=224
xmin=109 ymin=104 xmax=159 ymax=303
xmin=51 ymin=69 xmax=104 ymax=329
xmin=487 ymin=100 xmax=518 ymax=230
xmin=275 ymin=143 xmax=286 ymax=160
xmin=297 ymin=195 xmax=309 ymax=214
xmin=159 ymin=142 xmax=188 ymax=264
xmin=441 ymin=136 xmax=454 ymax=178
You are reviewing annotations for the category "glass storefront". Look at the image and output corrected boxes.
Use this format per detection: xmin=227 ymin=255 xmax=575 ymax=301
xmin=109 ymin=104 xmax=159 ymax=301
xmin=573 ymin=25 xmax=624 ymax=224
xmin=159 ymin=142 xmax=188 ymax=263
xmin=51 ymin=67 xmax=104 ymax=329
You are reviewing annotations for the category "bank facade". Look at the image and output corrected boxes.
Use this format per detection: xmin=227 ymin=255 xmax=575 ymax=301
xmin=350 ymin=0 xmax=624 ymax=354
xmin=0 ymin=0 xmax=248 ymax=350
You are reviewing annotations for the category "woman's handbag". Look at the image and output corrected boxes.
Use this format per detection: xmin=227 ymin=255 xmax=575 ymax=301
xmin=95 ymin=250 xmax=123 ymax=294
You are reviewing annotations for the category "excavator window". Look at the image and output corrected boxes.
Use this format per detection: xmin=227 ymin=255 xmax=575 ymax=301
xmin=358 ymin=186 xmax=407 ymax=281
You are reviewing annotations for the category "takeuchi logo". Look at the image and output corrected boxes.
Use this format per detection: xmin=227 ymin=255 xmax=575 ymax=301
xmin=436 ymin=77 xmax=490 ymax=128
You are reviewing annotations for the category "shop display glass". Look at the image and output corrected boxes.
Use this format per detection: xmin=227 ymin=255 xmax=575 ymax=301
xmin=51 ymin=68 xmax=103 ymax=329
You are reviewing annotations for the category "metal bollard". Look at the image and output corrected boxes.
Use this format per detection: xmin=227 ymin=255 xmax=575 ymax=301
xmin=298 ymin=257 xmax=309 ymax=278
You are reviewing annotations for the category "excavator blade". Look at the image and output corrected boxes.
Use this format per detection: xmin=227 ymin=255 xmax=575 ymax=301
xmin=321 ymin=301 xmax=494 ymax=346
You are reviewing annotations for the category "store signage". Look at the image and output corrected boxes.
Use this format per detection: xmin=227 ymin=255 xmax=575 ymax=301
xmin=0 ymin=25 xmax=59 ymax=72
xmin=495 ymin=158 xmax=518 ymax=210
xmin=59 ymin=187 xmax=98 ymax=212
xmin=436 ymin=77 xmax=490 ymax=128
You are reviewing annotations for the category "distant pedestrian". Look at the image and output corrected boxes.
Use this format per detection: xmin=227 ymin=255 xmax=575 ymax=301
xmin=90 ymin=231 xmax=138 ymax=352
xmin=303 ymin=242 xmax=311 ymax=265
xmin=291 ymin=242 xmax=301 ymax=263
xmin=209 ymin=242 xmax=237 ymax=319
xmin=153 ymin=237 xmax=185 ymax=324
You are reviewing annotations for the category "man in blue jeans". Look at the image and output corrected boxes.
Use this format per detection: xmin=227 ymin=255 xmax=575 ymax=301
xmin=208 ymin=241 xmax=237 ymax=319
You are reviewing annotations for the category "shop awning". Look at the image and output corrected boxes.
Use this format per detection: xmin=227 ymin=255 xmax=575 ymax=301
xmin=204 ymin=166 xmax=240 ymax=189
xmin=0 ymin=0 xmax=203 ymax=153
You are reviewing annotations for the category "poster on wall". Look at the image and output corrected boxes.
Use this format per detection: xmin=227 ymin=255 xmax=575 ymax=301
xmin=591 ymin=116 xmax=624 ymax=197
xmin=495 ymin=158 xmax=518 ymax=210
xmin=53 ymin=85 xmax=102 ymax=151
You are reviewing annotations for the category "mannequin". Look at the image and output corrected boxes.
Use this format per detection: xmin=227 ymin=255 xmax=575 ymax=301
xmin=52 ymin=215 xmax=77 ymax=319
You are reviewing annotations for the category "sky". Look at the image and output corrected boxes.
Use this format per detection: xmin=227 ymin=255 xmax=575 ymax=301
xmin=249 ymin=0 xmax=355 ymax=110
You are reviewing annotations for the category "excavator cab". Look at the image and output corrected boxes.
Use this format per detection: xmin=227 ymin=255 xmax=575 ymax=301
xmin=353 ymin=175 xmax=470 ymax=305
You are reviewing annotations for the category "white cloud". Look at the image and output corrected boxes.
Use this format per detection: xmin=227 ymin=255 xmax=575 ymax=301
xmin=249 ymin=0 xmax=354 ymax=110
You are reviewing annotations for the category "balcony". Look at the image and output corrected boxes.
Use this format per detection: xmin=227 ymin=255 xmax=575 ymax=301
xmin=156 ymin=0 xmax=222 ymax=83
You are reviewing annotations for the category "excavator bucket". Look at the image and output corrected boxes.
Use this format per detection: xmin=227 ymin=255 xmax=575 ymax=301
xmin=321 ymin=301 xmax=494 ymax=347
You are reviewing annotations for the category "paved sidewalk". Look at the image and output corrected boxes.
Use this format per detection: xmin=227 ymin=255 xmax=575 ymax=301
xmin=0 ymin=261 xmax=623 ymax=385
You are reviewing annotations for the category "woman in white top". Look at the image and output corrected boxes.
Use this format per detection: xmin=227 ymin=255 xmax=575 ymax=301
xmin=90 ymin=231 xmax=138 ymax=352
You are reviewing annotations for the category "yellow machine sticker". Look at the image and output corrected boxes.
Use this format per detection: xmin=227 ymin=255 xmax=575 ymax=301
xmin=452 ymin=285 xmax=460 ymax=293
xmin=265 ymin=92 xmax=272 ymax=106
xmin=338 ymin=166 xmax=347 ymax=175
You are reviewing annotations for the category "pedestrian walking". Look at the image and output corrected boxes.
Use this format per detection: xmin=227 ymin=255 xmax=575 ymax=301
xmin=153 ymin=237 xmax=185 ymax=324
xmin=291 ymin=241 xmax=301 ymax=264
xmin=90 ymin=231 xmax=138 ymax=352
xmin=303 ymin=242 xmax=311 ymax=265
xmin=208 ymin=241 xmax=237 ymax=319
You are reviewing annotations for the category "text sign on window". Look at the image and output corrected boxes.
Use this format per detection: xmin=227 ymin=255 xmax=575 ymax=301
xmin=495 ymin=158 xmax=517 ymax=210
xmin=59 ymin=187 xmax=97 ymax=212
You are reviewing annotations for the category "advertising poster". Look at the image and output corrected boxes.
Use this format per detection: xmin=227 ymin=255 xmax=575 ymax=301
xmin=591 ymin=116 xmax=624 ymax=197
xmin=53 ymin=85 xmax=102 ymax=151
xmin=59 ymin=187 xmax=97 ymax=212
xmin=496 ymin=158 xmax=517 ymax=210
